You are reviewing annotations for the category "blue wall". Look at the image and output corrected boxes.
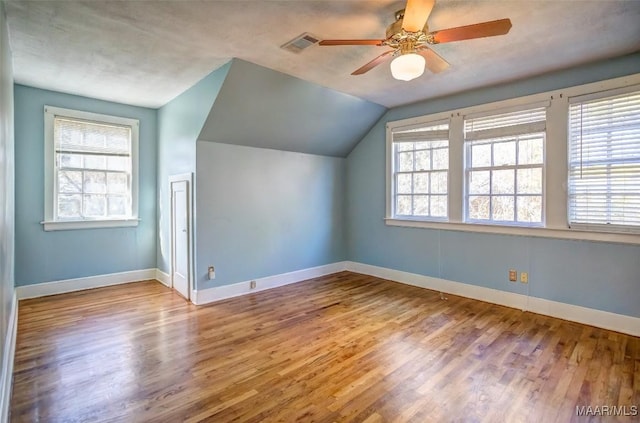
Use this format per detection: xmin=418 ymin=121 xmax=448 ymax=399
xmin=9 ymin=48 xmax=640 ymax=319
xmin=14 ymin=85 xmax=157 ymax=285
xmin=0 ymin=2 xmax=16 ymax=395
xmin=156 ymin=62 xmax=231 ymax=274
xmin=346 ymin=53 xmax=640 ymax=318
xmin=199 ymin=59 xmax=386 ymax=157
xmin=195 ymin=142 xmax=345 ymax=290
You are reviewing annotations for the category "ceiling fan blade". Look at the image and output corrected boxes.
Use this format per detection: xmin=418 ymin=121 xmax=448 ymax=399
xmin=431 ymin=18 xmax=512 ymax=44
xmin=402 ymin=0 xmax=435 ymax=32
xmin=319 ymin=39 xmax=385 ymax=46
xmin=417 ymin=47 xmax=449 ymax=74
xmin=352 ymin=50 xmax=396 ymax=75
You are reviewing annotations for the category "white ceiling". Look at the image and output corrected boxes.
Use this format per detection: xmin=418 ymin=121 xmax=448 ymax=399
xmin=5 ymin=0 xmax=640 ymax=109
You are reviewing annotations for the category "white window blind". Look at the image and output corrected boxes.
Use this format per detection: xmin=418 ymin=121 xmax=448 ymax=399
xmin=568 ymin=89 xmax=640 ymax=230
xmin=465 ymin=107 xmax=547 ymax=141
xmin=54 ymin=116 xmax=133 ymax=221
xmin=464 ymin=106 xmax=546 ymax=225
xmin=392 ymin=121 xmax=450 ymax=220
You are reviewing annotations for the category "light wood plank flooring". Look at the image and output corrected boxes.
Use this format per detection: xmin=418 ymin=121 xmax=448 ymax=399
xmin=10 ymin=272 xmax=640 ymax=422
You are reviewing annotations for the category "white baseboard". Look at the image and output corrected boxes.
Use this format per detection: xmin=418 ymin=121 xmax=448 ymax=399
xmin=155 ymin=269 xmax=171 ymax=288
xmin=0 ymin=292 xmax=18 ymax=422
xmin=344 ymin=261 xmax=640 ymax=337
xmin=192 ymin=261 xmax=348 ymax=305
xmin=16 ymin=268 xmax=158 ymax=300
xmin=12 ymin=262 xmax=638 ymax=337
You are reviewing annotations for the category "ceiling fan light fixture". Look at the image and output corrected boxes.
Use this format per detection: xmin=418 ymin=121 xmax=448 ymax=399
xmin=390 ymin=53 xmax=425 ymax=81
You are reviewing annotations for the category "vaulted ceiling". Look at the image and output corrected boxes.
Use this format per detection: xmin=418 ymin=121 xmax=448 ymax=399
xmin=5 ymin=1 xmax=640 ymax=109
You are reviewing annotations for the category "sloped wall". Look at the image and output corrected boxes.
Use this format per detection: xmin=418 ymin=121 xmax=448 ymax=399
xmin=198 ymin=59 xmax=386 ymax=157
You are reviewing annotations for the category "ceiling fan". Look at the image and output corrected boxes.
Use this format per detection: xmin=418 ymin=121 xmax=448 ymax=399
xmin=319 ymin=0 xmax=512 ymax=81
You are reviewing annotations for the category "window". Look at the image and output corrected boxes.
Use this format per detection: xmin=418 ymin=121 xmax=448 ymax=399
xmin=391 ymin=120 xmax=449 ymax=220
xmin=385 ymin=74 xmax=640 ymax=243
xmin=44 ymin=106 xmax=139 ymax=231
xmin=568 ymin=88 xmax=640 ymax=231
xmin=464 ymin=106 xmax=546 ymax=226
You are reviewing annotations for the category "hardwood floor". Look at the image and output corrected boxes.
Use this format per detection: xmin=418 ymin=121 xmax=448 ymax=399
xmin=10 ymin=272 xmax=640 ymax=422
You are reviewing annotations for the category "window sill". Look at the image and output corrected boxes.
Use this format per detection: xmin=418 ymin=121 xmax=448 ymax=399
xmin=42 ymin=218 xmax=140 ymax=231
xmin=384 ymin=218 xmax=640 ymax=245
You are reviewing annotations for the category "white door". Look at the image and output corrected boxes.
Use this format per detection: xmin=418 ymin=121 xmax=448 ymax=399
xmin=171 ymin=179 xmax=190 ymax=300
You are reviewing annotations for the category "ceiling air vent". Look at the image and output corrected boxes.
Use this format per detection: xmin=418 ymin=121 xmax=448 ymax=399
xmin=281 ymin=33 xmax=320 ymax=53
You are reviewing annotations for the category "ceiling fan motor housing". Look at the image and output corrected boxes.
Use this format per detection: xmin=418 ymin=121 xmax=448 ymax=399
xmin=386 ymin=9 xmax=430 ymax=40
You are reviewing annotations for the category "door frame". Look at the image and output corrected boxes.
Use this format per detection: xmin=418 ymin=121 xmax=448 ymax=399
xmin=169 ymin=173 xmax=194 ymax=301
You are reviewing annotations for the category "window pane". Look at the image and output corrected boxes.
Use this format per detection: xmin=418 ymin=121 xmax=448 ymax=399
xmin=84 ymin=171 xmax=106 ymax=194
xmin=108 ymin=195 xmax=128 ymax=216
xmin=413 ymin=173 xmax=429 ymax=194
xmin=492 ymin=196 xmax=515 ymax=221
xmin=432 ymin=148 xmax=448 ymax=170
xmin=107 ymin=157 xmax=129 ymax=171
xmin=84 ymin=155 xmax=106 ymax=170
xmin=493 ymin=140 xmax=516 ymax=166
xmin=398 ymin=152 xmax=414 ymax=172
xmin=431 ymin=171 xmax=447 ymax=194
xmin=58 ymin=153 xmax=83 ymax=169
xmin=468 ymin=196 xmax=490 ymax=220
xmin=57 ymin=125 xmax=82 ymax=147
xmin=107 ymin=173 xmax=128 ymax=194
xmin=83 ymin=194 xmax=106 ymax=217
xmin=415 ymin=150 xmax=430 ymax=171
xmin=518 ymin=136 xmax=543 ymax=165
xmin=58 ymin=194 xmax=81 ymax=218
xmin=58 ymin=171 xmax=82 ymax=193
xmin=397 ymin=174 xmax=412 ymax=194
xmin=396 ymin=195 xmax=412 ymax=215
xmin=517 ymin=196 xmax=542 ymax=223
xmin=471 ymin=143 xmax=491 ymax=168
xmin=431 ymin=195 xmax=447 ymax=217
xmin=413 ymin=195 xmax=429 ymax=216
xmin=468 ymin=171 xmax=490 ymax=194
xmin=396 ymin=143 xmax=413 ymax=152
xmin=492 ymin=169 xmax=515 ymax=194
xmin=517 ymin=168 xmax=542 ymax=194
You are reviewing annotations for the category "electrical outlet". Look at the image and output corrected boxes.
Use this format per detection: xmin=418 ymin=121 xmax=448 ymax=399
xmin=520 ymin=272 xmax=529 ymax=284
xmin=250 ymin=280 xmax=256 ymax=289
xmin=508 ymin=269 xmax=517 ymax=282
xmin=208 ymin=266 xmax=215 ymax=280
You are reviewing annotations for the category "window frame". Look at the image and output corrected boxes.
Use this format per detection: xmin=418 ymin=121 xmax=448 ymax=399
xmin=567 ymin=84 xmax=640 ymax=233
xmin=385 ymin=73 xmax=640 ymax=245
xmin=463 ymin=105 xmax=547 ymax=227
xmin=389 ymin=117 xmax=451 ymax=221
xmin=43 ymin=106 xmax=140 ymax=231
xmin=386 ymin=110 xmax=455 ymax=222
